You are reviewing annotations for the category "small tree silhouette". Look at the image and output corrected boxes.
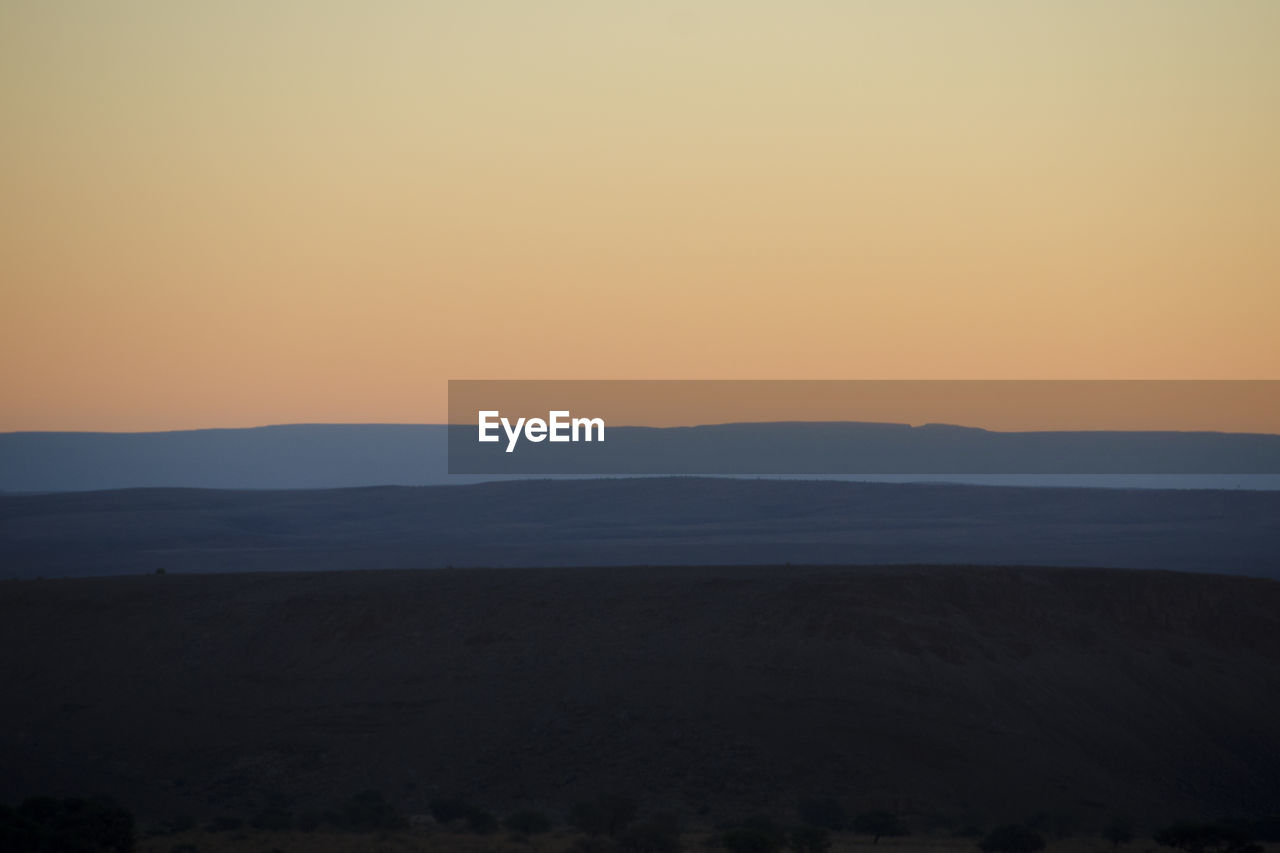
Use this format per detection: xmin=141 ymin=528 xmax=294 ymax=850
xmin=505 ymin=809 xmax=552 ymax=835
xmin=797 ymin=798 xmax=847 ymax=831
xmin=1155 ymin=823 xmax=1262 ymax=853
xmin=618 ymin=814 xmax=681 ymax=853
xmin=570 ymin=838 xmax=622 ymax=853
xmin=570 ymin=795 xmax=637 ymax=838
xmin=790 ymin=825 xmax=833 ymax=853
xmin=466 ymin=808 xmax=498 ymax=834
xmin=249 ymin=795 xmax=293 ymax=831
xmin=3 ymin=797 xmax=136 ymax=853
xmin=1105 ymin=817 xmax=1135 ymax=849
xmin=854 ymin=810 xmax=909 ymax=843
xmin=980 ymin=825 xmax=1046 ymax=853
xmin=428 ymin=794 xmax=473 ymax=825
xmin=722 ymin=825 xmax=783 ymax=853
xmin=335 ymin=789 xmax=405 ymax=832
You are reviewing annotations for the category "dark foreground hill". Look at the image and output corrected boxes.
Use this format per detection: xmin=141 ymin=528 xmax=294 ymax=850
xmin=2 ymin=565 xmax=1279 ymax=828
xmin=2 ymin=478 xmax=1278 ymax=580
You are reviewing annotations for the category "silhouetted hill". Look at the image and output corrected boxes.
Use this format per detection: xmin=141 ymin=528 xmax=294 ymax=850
xmin=3 ymin=423 xmax=1279 ymax=492
xmin=2 ymin=565 xmax=1278 ymax=825
xmin=0 ymin=424 xmax=451 ymax=491
xmin=2 ymin=478 xmax=1277 ymax=580
xmin=450 ymin=421 xmax=1280 ymax=475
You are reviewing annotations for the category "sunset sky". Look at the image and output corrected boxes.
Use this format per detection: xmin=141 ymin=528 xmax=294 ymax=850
xmin=2 ymin=1 xmax=1277 ymax=431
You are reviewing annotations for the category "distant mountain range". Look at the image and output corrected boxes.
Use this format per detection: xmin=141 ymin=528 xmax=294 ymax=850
xmin=2 ymin=422 xmax=1280 ymax=492
xmin=0 ymin=425 xmax=451 ymax=491
xmin=450 ymin=420 xmax=1280 ymax=475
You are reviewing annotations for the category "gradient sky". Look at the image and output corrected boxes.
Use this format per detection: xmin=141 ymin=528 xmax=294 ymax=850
xmin=2 ymin=1 xmax=1278 ymax=431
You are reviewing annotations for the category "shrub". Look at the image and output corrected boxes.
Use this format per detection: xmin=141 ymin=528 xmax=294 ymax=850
xmin=505 ymin=810 xmax=553 ymax=835
xmin=428 ymin=795 xmax=474 ymax=825
xmin=618 ymin=814 xmax=682 ymax=853
xmin=1 ymin=797 xmax=136 ymax=853
xmin=1241 ymin=818 xmax=1280 ymax=843
xmin=425 ymin=794 xmax=498 ymax=835
xmin=570 ymin=838 xmax=622 ymax=853
xmin=571 ymin=795 xmax=638 ymax=838
xmin=790 ymin=825 xmax=832 ymax=853
xmin=163 ymin=814 xmax=196 ymax=834
xmin=467 ymin=808 xmax=499 ymax=834
xmin=332 ymin=790 xmax=405 ymax=832
xmin=722 ymin=826 xmax=784 ymax=853
xmin=854 ymin=810 xmax=908 ymax=843
xmin=720 ymin=817 xmax=786 ymax=853
xmin=248 ymin=802 xmax=292 ymax=832
xmin=1155 ymin=823 xmax=1261 ymax=853
xmin=1026 ymin=812 xmax=1079 ymax=839
xmin=1105 ymin=817 xmax=1135 ymax=849
xmin=979 ymin=825 xmax=1046 ymax=853
xmin=796 ymin=798 xmax=847 ymax=831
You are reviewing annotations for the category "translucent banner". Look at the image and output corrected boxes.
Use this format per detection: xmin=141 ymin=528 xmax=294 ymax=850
xmin=447 ymin=380 xmax=1280 ymax=474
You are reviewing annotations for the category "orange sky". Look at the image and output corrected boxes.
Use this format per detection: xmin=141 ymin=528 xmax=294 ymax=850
xmin=2 ymin=2 xmax=1278 ymax=431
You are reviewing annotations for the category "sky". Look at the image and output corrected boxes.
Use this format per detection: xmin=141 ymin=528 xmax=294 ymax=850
xmin=2 ymin=1 xmax=1278 ymax=431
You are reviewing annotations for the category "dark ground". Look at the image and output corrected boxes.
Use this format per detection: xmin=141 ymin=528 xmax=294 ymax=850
xmin=2 ymin=564 xmax=1279 ymax=827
